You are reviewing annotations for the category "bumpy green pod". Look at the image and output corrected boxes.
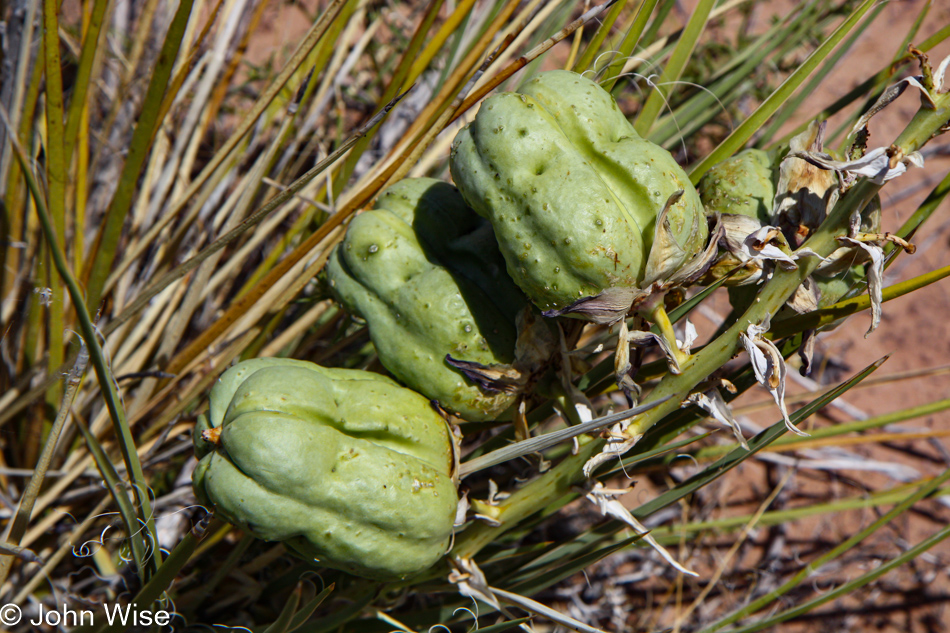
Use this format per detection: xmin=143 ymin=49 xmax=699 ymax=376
xmin=697 ymin=149 xmax=777 ymax=225
xmin=450 ymin=70 xmax=707 ymax=316
xmin=193 ymin=358 xmax=457 ymax=581
xmin=700 ymin=137 xmax=882 ymax=296
xmin=327 ymin=178 xmax=533 ymax=421
xmin=814 ymin=266 xmax=867 ymax=309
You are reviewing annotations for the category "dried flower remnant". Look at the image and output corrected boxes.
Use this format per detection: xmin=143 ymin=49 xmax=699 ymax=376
xmin=449 ymin=557 xmax=610 ymax=633
xmin=838 ymin=237 xmax=885 ymax=336
xmin=685 ymin=387 xmax=749 ymax=450
xmin=739 ymin=318 xmax=806 ymax=437
xmin=34 ymin=287 xmax=53 ymax=306
xmin=786 ymin=147 xmax=924 ymax=187
xmin=583 ymin=421 xmax=643 ymax=478
xmin=622 ymin=319 xmax=685 ymax=376
xmin=811 ymin=195 xmax=883 ymax=278
xmin=446 ymin=306 xmax=558 ymax=400
xmin=708 ymin=216 xmax=826 ymax=294
xmin=585 ymin=482 xmax=697 ymax=576
xmin=583 ymin=324 xmax=704 ymax=474
xmin=678 ymin=319 xmax=699 ymax=355
xmin=739 ymin=225 xmax=819 ymax=271
xmin=449 ymin=557 xmax=502 ymax=610
xmin=465 ymin=479 xmax=511 ymax=527
xmin=454 ymin=491 xmax=471 ymax=527
xmin=779 ymin=87 xmax=927 ymax=338
xmin=850 ymin=48 xmax=950 ymax=139
xmin=773 ymin=121 xmax=839 ymax=247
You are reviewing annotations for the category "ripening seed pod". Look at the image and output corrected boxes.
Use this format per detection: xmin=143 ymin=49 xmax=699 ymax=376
xmin=193 ymin=358 xmax=458 ymax=580
xmin=697 ymin=148 xmax=778 ymax=225
xmin=449 ymin=70 xmax=711 ymax=324
xmin=326 ymin=178 xmax=553 ymax=422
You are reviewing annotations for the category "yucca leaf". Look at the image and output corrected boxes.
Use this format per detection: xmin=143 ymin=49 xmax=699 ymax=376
xmin=699 ymin=465 xmax=950 ymax=632
xmin=41 ymin=0 xmax=67 ymax=412
xmin=599 ymin=0 xmax=662 ymax=92
xmin=0 ymin=103 xmax=159 ymax=575
xmin=101 ymin=0 xmax=353 ymax=295
xmin=689 ymin=0 xmax=878 ymax=182
xmin=459 ymin=397 xmax=672 ymax=477
xmin=633 ymin=356 xmax=885 ymax=519
xmin=769 ymin=263 xmax=950 ymax=338
xmin=62 ymin=0 xmax=110 ymax=162
xmin=657 ymin=479 xmax=950 ymax=541
xmin=572 ymin=0 xmax=627 ymax=73
xmin=82 ymin=0 xmax=196 ymax=310
xmin=84 ymin=516 xmax=218 ymax=633
xmin=633 ymin=0 xmax=715 ymax=136
xmin=0 ymin=343 xmax=87 ymax=585
xmin=758 ymin=2 xmax=886 ymax=144
xmin=262 ymin=582 xmax=302 ymax=633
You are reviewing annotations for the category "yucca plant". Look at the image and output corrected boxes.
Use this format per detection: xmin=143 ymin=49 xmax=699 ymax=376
xmin=1 ymin=0 xmax=950 ymax=631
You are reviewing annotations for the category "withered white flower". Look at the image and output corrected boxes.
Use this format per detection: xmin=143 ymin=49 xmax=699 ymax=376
xmin=685 ymin=388 xmax=749 ymax=450
xmin=720 ymin=213 xmax=765 ymax=250
xmin=585 ymin=482 xmax=697 ymax=577
xmin=731 ymin=224 xmax=826 ymax=272
xmin=850 ymin=49 xmax=950 ymax=142
xmin=582 ymin=425 xmax=642 ymax=478
xmin=678 ymin=319 xmax=698 ymax=355
xmin=851 ymin=68 xmax=946 ymax=139
xmin=454 ymin=491 xmax=471 ymax=527
xmin=787 ymin=146 xmax=924 ymax=186
xmin=742 ymin=226 xmax=799 ymax=269
xmin=709 ymin=215 xmax=824 ymax=287
xmin=449 ymin=557 xmax=609 ymax=633
xmin=449 ymin=557 xmax=502 ymax=610
xmin=798 ymin=328 xmax=818 ymax=376
xmin=624 ymin=320 xmax=684 ymax=375
xmin=574 ymin=402 xmax=594 ymax=424
xmin=936 ymin=53 xmax=950 ymax=94
xmin=773 ymin=121 xmax=839 ymax=245
xmin=486 ymin=478 xmax=510 ymax=505
xmin=556 ymin=322 xmax=599 ymax=416
xmin=786 ymin=276 xmax=820 ymax=314
xmin=739 ymin=318 xmax=808 ymax=437
xmin=838 ymin=237 xmax=885 ymax=337
xmin=470 ymin=512 xmax=501 ymax=527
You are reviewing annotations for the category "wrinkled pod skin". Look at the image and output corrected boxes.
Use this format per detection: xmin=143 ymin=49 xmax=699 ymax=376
xmin=450 ymin=69 xmax=707 ymax=317
xmin=696 ymin=149 xmax=779 ymax=287
xmin=327 ymin=178 xmax=541 ymax=422
xmin=697 ymin=148 xmax=778 ymax=226
xmin=192 ymin=358 xmax=458 ymax=581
